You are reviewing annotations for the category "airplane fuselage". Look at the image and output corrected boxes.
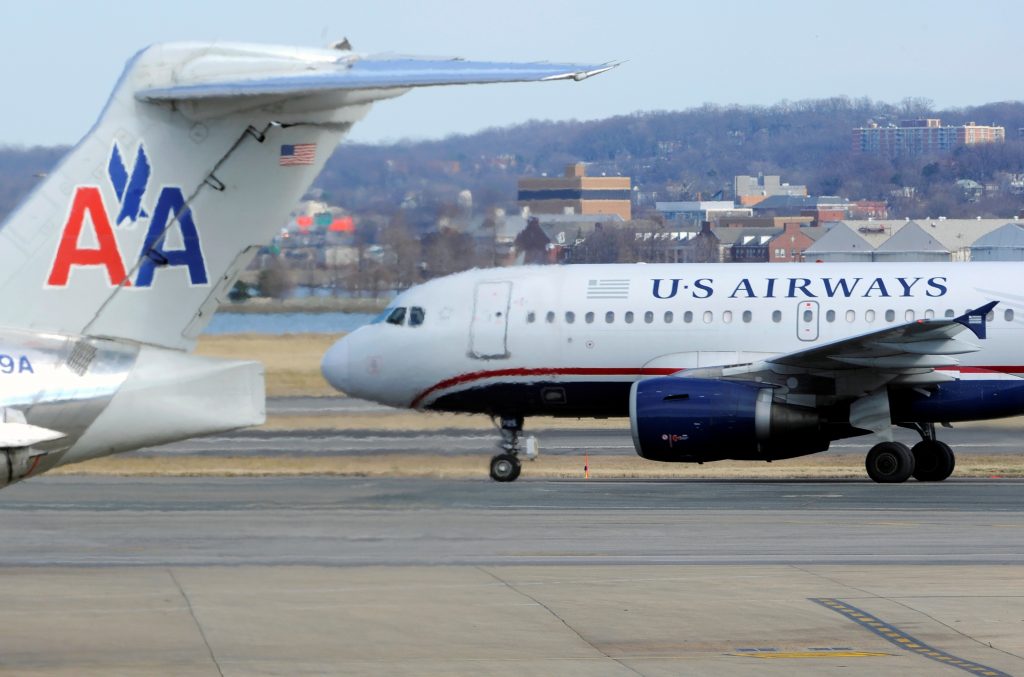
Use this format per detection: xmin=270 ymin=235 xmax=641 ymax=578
xmin=326 ymin=261 xmax=1024 ymax=425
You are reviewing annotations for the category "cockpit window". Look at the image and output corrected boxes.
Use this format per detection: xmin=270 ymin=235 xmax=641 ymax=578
xmin=385 ymin=307 xmax=407 ymax=326
xmin=409 ymin=306 xmax=425 ymax=327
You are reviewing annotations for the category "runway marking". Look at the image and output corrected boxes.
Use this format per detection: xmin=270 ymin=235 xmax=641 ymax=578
xmin=731 ymin=650 xmax=890 ymax=659
xmin=811 ymin=598 xmax=1011 ymax=676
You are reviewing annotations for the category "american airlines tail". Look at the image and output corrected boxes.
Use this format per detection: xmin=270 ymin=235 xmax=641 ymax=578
xmin=0 ymin=42 xmax=612 ymax=349
xmin=0 ymin=41 xmax=611 ymax=487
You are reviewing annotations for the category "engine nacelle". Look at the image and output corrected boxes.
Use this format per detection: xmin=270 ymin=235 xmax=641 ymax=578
xmin=629 ymin=377 xmax=829 ymax=462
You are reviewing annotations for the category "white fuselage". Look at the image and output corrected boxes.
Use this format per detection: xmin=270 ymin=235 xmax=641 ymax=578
xmin=323 ymin=261 xmax=1024 ymax=417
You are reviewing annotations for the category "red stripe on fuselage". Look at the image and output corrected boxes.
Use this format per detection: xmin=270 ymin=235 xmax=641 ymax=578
xmin=409 ymin=367 xmax=678 ymax=408
xmin=410 ymin=365 xmax=1024 ymax=409
xmin=937 ymin=366 xmax=1024 ymax=373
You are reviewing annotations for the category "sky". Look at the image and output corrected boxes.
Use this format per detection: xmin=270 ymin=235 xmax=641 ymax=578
xmin=0 ymin=0 xmax=1021 ymax=147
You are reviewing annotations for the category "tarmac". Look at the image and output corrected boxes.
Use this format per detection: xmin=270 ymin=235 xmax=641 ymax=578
xmin=0 ymin=476 xmax=1022 ymax=675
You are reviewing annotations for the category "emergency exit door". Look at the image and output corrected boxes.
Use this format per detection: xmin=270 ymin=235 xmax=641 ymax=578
xmin=470 ymin=281 xmax=511 ymax=358
xmin=797 ymin=300 xmax=819 ymax=341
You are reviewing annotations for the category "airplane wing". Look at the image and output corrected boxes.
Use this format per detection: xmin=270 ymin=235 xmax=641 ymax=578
xmin=0 ymin=422 xmax=65 ymax=448
xmin=676 ymin=302 xmax=998 ymax=433
xmin=137 ymin=57 xmax=617 ymax=102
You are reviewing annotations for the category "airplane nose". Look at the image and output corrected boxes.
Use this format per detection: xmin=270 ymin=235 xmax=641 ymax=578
xmin=321 ymin=337 xmax=351 ymax=392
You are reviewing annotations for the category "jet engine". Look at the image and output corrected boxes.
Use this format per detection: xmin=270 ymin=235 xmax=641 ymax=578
xmin=629 ymin=377 xmax=829 ymax=462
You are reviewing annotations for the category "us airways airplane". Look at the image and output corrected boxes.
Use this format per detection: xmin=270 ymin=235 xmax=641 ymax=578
xmin=0 ymin=41 xmax=611 ymax=490
xmin=321 ymin=262 xmax=1019 ymax=483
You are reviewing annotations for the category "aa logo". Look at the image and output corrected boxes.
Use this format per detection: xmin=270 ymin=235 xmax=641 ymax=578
xmin=47 ymin=143 xmax=208 ymax=288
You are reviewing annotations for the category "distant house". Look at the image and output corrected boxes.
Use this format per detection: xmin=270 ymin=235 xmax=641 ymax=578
xmin=715 ymin=222 xmax=824 ymax=263
xmin=513 ymin=218 xmax=555 ymax=264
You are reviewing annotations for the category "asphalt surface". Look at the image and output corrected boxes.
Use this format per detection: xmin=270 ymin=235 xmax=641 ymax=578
xmin=2 ymin=476 xmax=1022 ymax=566
xmin=2 ymin=476 xmax=1022 ymax=675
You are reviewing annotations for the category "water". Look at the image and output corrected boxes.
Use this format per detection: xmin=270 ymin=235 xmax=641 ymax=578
xmin=204 ymin=312 xmax=376 ymax=335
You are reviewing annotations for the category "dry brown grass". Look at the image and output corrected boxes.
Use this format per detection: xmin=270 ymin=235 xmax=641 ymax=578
xmin=196 ymin=333 xmax=343 ymax=397
xmin=50 ymin=453 xmax=1024 ymax=480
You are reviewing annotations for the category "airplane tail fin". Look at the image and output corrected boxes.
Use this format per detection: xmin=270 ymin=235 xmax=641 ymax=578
xmin=0 ymin=42 xmax=613 ymax=349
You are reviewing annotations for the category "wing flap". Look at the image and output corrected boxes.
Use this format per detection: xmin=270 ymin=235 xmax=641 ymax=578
xmin=677 ymin=302 xmax=998 ymax=400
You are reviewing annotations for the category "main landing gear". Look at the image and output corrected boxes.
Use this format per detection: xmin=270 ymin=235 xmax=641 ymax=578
xmin=489 ymin=416 xmax=523 ymax=482
xmin=865 ymin=423 xmax=955 ymax=483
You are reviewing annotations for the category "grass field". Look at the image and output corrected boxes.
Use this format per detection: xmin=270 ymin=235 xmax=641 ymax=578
xmin=51 ymin=453 xmax=1024 ymax=480
xmin=196 ymin=333 xmax=343 ymax=397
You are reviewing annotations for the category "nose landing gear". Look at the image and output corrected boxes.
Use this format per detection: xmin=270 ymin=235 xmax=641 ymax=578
xmin=489 ymin=416 xmax=523 ymax=482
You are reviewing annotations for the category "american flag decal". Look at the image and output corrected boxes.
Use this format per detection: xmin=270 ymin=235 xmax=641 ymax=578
xmin=279 ymin=143 xmax=317 ymax=166
xmin=586 ymin=279 xmax=630 ymax=299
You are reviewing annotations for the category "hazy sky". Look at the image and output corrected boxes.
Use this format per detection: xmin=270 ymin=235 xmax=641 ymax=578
xmin=0 ymin=0 xmax=1020 ymax=146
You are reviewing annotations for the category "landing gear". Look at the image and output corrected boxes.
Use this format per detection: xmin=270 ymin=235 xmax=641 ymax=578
xmin=911 ymin=440 xmax=955 ymax=482
xmin=489 ymin=415 xmax=524 ymax=482
xmin=866 ymin=422 xmax=956 ymax=483
xmin=490 ymin=453 xmax=521 ymax=482
xmin=865 ymin=441 xmax=915 ymax=483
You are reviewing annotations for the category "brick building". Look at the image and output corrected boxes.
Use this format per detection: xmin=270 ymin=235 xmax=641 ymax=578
xmin=518 ymin=163 xmax=631 ymax=220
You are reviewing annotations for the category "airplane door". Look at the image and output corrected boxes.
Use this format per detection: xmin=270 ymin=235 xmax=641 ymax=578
xmin=470 ymin=281 xmax=512 ymax=359
xmin=797 ymin=300 xmax=819 ymax=341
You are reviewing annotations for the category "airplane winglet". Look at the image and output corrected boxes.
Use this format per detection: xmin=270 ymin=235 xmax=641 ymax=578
xmin=954 ymin=301 xmax=999 ymax=340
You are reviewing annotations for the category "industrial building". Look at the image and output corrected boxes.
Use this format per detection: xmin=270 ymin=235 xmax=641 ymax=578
xmin=734 ymin=174 xmax=808 ymax=206
xmin=655 ymin=201 xmax=751 ymax=224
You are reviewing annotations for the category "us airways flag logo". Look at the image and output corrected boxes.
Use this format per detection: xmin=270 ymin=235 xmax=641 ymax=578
xmin=47 ymin=143 xmax=208 ymax=288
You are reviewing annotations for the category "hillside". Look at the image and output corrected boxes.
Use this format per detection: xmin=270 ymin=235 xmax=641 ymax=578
xmin=5 ymin=97 xmax=1024 ymax=226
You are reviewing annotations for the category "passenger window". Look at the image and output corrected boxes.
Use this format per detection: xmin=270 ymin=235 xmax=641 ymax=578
xmin=987 ymin=311 xmax=995 ymax=321
xmin=846 ymin=310 xmax=855 ymax=322
xmin=703 ymin=311 xmax=713 ymax=324
xmin=625 ymin=311 xmax=634 ymax=324
xmin=721 ymin=310 xmax=731 ymax=323
xmin=1006 ymin=309 xmax=1015 ymax=322
xmin=885 ymin=310 xmax=895 ymax=322
xmin=565 ymin=311 xmax=575 ymax=324
xmin=803 ymin=309 xmax=813 ymax=322
xmin=585 ymin=312 xmax=595 ymax=324
xmin=924 ymin=309 xmax=935 ymax=319
xmin=905 ymin=310 xmax=915 ymax=322
xmin=605 ymin=311 xmax=614 ymax=323
xmin=546 ymin=311 xmax=555 ymax=323
xmin=664 ymin=311 xmax=674 ymax=324
xmin=772 ymin=310 xmax=782 ymax=323
xmin=526 ymin=312 xmax=536 ymax=324
xmin=409 ymin=306 xmax=425 ymax=327
xmin=742 ymin=310 xmax=752 ymax=323
xmin=644 ymin=311 xmax=654 ymax=324
xmin=684 ymin=311 xmax=693 ymax=323
xmin=866 ymin=309 xmax=875 ymax=322
xmin=825 ymin=310 xmax=835 ymax=323
xmin=945 ymin=309 xmax=955 ymax=318
xmin=386 ymin=307 xmax=406 ymax=326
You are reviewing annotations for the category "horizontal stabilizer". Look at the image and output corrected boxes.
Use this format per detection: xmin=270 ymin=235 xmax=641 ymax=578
xmin=137 ymin=57 xmax=617 ymax=102
xmin=0 ymin=422 xmax=65 ymax=449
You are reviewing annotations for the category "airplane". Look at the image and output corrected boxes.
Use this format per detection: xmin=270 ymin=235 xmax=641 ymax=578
xmin=0 ymin=41 xmax=612 ymax=490
xmin=320 ymin=262 xmax=1022 ymax=483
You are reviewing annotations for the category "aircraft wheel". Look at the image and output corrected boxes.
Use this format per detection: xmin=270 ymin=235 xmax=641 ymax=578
xmin=490 ymin=453 xmax=521 ymax=482
xmin=865 ymin=442 xmax=915 ymax=483
xmin=911 ymin=440 xmax=955 ymax=482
